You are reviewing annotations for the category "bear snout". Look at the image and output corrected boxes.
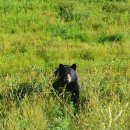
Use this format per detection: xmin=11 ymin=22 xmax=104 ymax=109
xmin=64 ymin=74 xmax=72 ymax=84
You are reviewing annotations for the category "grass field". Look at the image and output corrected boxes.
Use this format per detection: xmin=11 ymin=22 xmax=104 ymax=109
xmin=0 ymin=0 xmax=130 ymax=129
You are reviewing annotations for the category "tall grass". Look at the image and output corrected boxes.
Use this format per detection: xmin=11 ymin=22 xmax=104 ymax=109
xmin=0 ymin=0 xmax=130 ymax=129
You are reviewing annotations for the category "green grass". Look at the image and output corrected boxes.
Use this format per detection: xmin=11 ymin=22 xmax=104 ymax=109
xmin=0 ymin=0 xmax=130 ymax=129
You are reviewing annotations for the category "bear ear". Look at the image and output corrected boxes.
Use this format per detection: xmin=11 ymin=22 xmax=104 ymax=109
xmin=71 ymin=64 xmax=76 ymax=70
xmin=59 ymin=64 xmax=64 ymax=70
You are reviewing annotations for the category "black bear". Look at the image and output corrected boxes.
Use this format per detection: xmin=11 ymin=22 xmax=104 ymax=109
xmin=52 ymin=64 xmax=80 ymax=110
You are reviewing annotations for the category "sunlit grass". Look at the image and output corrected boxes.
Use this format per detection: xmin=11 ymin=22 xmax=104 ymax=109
xmin=0 ymin=0 xmax=130 ymax=129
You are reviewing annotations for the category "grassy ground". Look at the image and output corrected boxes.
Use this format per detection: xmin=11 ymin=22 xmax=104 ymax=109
xmin=0 ymin=0 xmax=130 ymax=129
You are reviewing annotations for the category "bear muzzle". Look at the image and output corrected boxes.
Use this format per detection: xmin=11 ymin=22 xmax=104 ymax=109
xmin=64 ymin=74 xmax=72 ymax=84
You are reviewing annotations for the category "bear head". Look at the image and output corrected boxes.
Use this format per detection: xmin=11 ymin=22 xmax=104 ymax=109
xmin=56 ymin=64 xmax=77 ymax=84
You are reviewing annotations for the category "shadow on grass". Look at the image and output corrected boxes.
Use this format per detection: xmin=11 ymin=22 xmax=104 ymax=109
xmin=0 ymin=82 xmax=43 ymax=103
xmin=98 ymin=32 xmax=129 ymax=43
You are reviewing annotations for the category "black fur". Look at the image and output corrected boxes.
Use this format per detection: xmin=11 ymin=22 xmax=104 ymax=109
xmin=52 ymin=64 xmax=80 ymax=110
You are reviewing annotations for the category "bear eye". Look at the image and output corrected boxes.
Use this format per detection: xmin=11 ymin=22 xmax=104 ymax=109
xmin=68 ymin=70 xmax=71 ymax=74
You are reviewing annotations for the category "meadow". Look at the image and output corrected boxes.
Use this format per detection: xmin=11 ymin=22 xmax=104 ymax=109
xmin=0 ymin=0 xmax=130 ymax=129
